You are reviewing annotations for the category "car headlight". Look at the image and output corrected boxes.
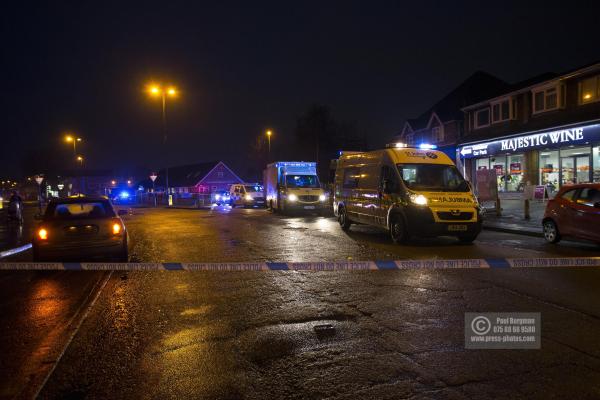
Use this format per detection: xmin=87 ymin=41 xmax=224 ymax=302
xmin=319 ymin=194 xmax=327 ymax=201
xmin=409 ymin=193 xmax=428 ymax=206
xmin=288 ymin=194 xmax=298 ymax=202
xmin=245 ymin=194 xmax=253 ymax=201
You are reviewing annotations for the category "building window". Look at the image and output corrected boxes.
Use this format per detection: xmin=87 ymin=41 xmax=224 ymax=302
xmin=532 ymin=85 xmax=561 ymax=114
xmin=491 ymin=99 xmax=511 ymax=123
xmin=431 ymin=126 xmax=444 ymax=143
xmin=217 ymin=171 xmax=224 ymax=178
xmin=474 ymin=108 xmax=490 ymax=129
xmin=579 ymin=75 xmax=600 ymax=104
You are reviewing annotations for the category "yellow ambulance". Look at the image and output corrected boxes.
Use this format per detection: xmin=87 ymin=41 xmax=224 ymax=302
xmin=333 ymin=143 xmax=481 ymax=243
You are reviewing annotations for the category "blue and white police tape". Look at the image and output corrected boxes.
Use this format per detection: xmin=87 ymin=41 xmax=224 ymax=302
xmin=0 ymin=257 xmax=599 ymax=270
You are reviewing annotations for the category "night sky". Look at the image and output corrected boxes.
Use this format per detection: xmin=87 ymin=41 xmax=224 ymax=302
xmin=2 ymin=1 xmax=599 ymax=179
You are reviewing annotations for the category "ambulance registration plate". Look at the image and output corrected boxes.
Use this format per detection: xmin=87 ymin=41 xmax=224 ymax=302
xmin=304 ymin=206 xmax=316 ymax=210
xmin=448 ymin=224 xmax=468 ymax=231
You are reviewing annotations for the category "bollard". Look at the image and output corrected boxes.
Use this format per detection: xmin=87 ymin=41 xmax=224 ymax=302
xmin=524 ymin=199 xmax=530 ymax=220
xmin=495 ymin=197 xmax=502 ymax=217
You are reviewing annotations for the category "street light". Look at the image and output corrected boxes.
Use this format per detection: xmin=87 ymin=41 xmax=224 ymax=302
xmin=266 ymin=130 xmax=272 ymax=161
xmin=146 ymin=82 xmax=178 ymax=203
xmin=65 ymin=135 xmax=82 ymax=156
xmin=76 ymin=155 xmax=84 ymax=167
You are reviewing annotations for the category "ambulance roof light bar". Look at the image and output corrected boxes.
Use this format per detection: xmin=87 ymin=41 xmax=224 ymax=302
xmin=385 ymin=142 xmax=437 ymax=150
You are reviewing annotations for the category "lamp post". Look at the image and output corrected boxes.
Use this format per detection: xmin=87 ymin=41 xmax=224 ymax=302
xmin=76 ymin=155 xmax=84 ymax=167
xmin=34 ymin=175 xmax=43 ymax=213
xmin=266 ymin=130 xmax=272 ymax=162
xmin=146 ymin=83 xmax=178 ymax=205
xmin=65 ymin=135 xmax=82 ymax=156
xmin=149 ymin=173 xmax=158 ymax=207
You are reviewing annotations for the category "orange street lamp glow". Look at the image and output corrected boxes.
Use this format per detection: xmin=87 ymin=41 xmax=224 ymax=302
xmin=167 ymin=87 xmax=177 ymax=96
xmin=148 ymin=85 xmax=161 ymax=97
xmin=583 ymin=93 xmax=592 ymax=100
xmin=76 ymin=156 xmax=83 ymax=161
xmin=65 ymin=135 xmax=73 ymax=142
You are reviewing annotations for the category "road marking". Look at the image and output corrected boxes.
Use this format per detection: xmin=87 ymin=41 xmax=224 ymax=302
xmin=32 ymin=271 xmax=113 ymax=399
xmin=0 ymin=243 xmax=32 ymax=258
xmin=1 ymin=258 xmax=599 ymax=270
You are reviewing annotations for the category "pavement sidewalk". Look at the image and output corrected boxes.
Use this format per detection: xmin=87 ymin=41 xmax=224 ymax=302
xmin=481 ymin=197 xmax=547 ymax=237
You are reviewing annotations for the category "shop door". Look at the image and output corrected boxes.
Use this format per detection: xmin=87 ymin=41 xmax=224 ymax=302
xmin=561 ymin=156 xmax=590 ymax=185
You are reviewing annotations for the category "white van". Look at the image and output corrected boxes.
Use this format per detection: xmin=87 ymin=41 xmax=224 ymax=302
xmin=334 ymin=144 xmax=481 ymax=243
xmin=229 ymin=183 xmax=266 ymax=208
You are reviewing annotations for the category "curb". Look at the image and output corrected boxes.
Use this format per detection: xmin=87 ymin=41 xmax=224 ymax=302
xmin=482 ymin=224 xmax=543 ymax=238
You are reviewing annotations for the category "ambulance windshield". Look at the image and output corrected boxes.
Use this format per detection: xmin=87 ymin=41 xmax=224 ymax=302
xmin=397 ymin=164 xmax=470 ymax=192
xmin=285 ymin=175 xmax=320 ymax=188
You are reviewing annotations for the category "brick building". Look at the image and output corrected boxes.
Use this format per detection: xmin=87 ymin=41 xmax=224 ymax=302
xmin=458 ymin=61 xmax=600 ymax=195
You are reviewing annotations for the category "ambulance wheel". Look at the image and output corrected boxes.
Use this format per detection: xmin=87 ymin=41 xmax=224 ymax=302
xmin=338 ymin=206 xmax=351 ymax=231
xmin=390 ymin=215 xmax=408 ymax=244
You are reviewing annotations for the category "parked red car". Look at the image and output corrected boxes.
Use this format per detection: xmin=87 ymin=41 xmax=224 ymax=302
xmin=542 ymin=183 xmax=600 ymax=244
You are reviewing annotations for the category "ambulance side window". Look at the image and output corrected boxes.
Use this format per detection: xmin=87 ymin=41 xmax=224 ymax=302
xmin=343 ymin=167 xmax=361 ymax=189
xmin=381 ymin=165 xmax=397 ymax=192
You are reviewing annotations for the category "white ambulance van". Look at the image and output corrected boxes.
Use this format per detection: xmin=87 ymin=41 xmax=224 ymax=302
xmin=334 ymin=144 xmax=481 ymax=243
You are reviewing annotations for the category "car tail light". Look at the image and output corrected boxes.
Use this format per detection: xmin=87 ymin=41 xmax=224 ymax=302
xmin=38 ymin=228 xmax=48 ymax=240
xmin=112 ymin=223 xmax=122 ymax=235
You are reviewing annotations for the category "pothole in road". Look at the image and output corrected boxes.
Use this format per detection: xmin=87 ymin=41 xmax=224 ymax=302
xmin=240 ymin=317 xmax=357 ymax=367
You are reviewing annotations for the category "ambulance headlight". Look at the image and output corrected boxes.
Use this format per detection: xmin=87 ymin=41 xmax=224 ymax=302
xmin=245 ymin=194 xmax=253 ymax=201
xmin=409 ymin=193 xmax=428 ymax=206
xmin=319 ymin=194 xmax=327 ymax=201
xmin=288 ymin=194 xmax=298 ymax=202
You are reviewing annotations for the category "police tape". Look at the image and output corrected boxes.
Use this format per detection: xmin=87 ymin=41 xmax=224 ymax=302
xmin=0 ymin=257 xmax=599 ymax=270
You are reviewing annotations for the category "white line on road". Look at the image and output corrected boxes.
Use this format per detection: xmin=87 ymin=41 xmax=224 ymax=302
xmin=32 ymin=270 xmax=113 ymax=399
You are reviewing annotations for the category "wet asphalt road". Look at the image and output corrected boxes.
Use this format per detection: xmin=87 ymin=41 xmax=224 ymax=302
xmin=1 ymin=206 xmax=600 ymax=399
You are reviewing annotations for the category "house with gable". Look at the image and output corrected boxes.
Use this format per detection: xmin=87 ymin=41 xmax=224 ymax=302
xmin=395 ymin=71 xmax=509 ymax=161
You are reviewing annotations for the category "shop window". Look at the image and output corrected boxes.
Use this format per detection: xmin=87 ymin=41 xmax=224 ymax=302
xmin=593 ymin=147 xmax=600 ymax=182
xmin=491 ymin=99 xmax=511 ymax=123
xmin=539 ymin=150 xmax=559 ymax=190
xmin=474 ymin=108 xmax=490 ymax=129
xmin=532 ymin=85 xmax=561 ymax=114
xmin=560 ymin=146 xmax=591 ymax=185
xmin=476 ymin=158 xmax=489 ymax=171
xmin=579 ymin=76 xmax=600 ymax=104
xmin=507 ymin=154 xmax=524 ymax=192
xmin=491 ymin=156 xmax=507 ymax=192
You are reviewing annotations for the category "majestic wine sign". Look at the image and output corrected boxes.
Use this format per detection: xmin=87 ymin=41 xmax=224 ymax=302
xmin=459 ymin=123 xmax=600 ymax=158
